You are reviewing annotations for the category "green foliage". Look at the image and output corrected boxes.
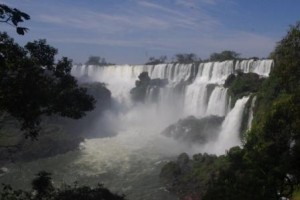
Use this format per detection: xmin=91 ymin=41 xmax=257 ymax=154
xmin=160 ymin=152 xmax=227 ymax=200
xmin=202 ymin=147 xmax=271 ymax=200
xmin=209 ymin=50 xmax=239 ymax=62
xmin=0 ymin=32 xmax=95 ymax=138
xmin=173 ymin=53 xmax=200 ymax=63
xmin=0 ymin=4 xmax=30 ymax=35
xmin=224 ymin=72 xmax=264 ymax=136
xmin=0 ymin=121 xmax=84 ymax=164
xmin=224 ymin=71 xmax=265 ymax=106
xmin=85 ymin=56 xmax=113 ymax=66
xmin=25 ymin=39 xmax=58 ymax=68
xmin=145 ymin=56 xmax=167 ymax=65
xmin=161 ymin=22 xmax=300 ymax=200
xmin=204 ymin=22 xmax=300 ymax=200
xmin=1 ymin=171 xmax=125 ymax=200
xmin=56 ymin=184 xmax=125 ymax=200
xmin=270 ymin=22 xmax=300 ymax=94
xmin=32 ymin=171 xmax=54 ymax=198
xmin=292 ymin=187 xmax=300 ymax=200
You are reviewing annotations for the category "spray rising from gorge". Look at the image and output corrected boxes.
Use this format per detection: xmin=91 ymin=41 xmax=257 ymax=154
xmin=0 ymin=59 xmax=273 ymax=200
xmin=71 ymin=59 xmax=273 ymax=155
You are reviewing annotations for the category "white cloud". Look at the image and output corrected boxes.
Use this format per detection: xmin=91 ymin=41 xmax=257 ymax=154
xmin=176 ymin=0 xmax=216 ymax=8
xmin=5 ymin=0 xmax=278 ymax=63
xmin=38 ymin=9 xmax=173 ymax=35
xmin=137 ymin=1 xmax=185 ymax=17
xmin=137 ymin=1 xmax=220 ymax=31
xmin=50 ymin=29 xmax=275 ymax=59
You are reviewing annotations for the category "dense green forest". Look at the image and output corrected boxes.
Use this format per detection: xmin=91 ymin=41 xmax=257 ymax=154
xmin=160 ymin=22 xmax=300 ymax=200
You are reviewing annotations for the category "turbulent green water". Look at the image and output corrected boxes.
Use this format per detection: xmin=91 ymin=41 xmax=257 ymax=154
xmin=0 ymin=130 xmax=180 ymax=200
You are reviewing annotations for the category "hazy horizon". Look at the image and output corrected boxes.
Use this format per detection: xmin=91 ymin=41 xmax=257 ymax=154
xmin=2 ymin=0 xmax=300 ymax=64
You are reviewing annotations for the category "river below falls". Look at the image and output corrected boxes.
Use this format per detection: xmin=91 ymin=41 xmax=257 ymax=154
xmin=0 ymin=128 xmax=185 ymax=200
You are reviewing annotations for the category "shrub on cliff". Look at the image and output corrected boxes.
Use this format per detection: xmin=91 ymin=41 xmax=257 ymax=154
xmin=224 ymin=71 xmax=265 ymax=105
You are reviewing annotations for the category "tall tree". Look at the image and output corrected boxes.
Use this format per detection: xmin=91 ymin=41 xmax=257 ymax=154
xmin=0 ymin=33 xmax=95 ymax=138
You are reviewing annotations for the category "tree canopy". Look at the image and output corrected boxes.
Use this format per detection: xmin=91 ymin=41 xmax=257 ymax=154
xmin=209 ymin=50 xmax=240 ymax=61
xmin=145 ymin=55 xmax=167 ymax=65
xmin=85 ymin=56 xmax=114 ymax=66
xmin=0 ymin=33 xmax=95 ymax=138
xmin=173 ymin=53 xmax=200 ymax=63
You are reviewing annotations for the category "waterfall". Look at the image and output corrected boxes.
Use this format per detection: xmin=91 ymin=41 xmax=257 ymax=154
xmin=206 ymin=87 xmax=228 ymax=117
xmin=247 ymin=96 xmax=257 ymax=130
xmin=235 ymin=59 xmax=273 ymax=76
xmin=0 ymin=60 xmax=273 ymax=200
xmin=210 ymin=96 xmax=250 ymax=155
xmin=183 ymin=83 xmax=208 ymax=117
xmin=71 ymin=59 xmax=273 ymax=152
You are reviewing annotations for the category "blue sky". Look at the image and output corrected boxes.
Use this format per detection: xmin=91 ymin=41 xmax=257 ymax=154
xmin=2 ymin=0 xmax=300 ymax=64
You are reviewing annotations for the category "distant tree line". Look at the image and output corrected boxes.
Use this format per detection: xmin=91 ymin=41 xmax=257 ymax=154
xmin=145 ymin=55 xmax=167 ymax=65
xmin=144 ymin=50 xmax=261 ymax=65
xmin=209 ymin=50 xmax=239 ymax=61
xmin=85 ymin=56 xmax=114 ymax=66
xmin=86 ymin=50 xmax=261 ymax=66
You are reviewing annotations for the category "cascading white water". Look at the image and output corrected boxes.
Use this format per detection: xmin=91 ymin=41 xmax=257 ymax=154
xmin=70 ymin=60 xmax=273 ymax=153
xmin=0 ymin=60 xmax=273 ymax=200
xmin=235 ymin=59 xmax=274 ymax=77
xmin=71 ymin=59 xmax=272 ymax=120
xmin=247 ymin=96 xmax=257 ymax=130
xmin=209 ymin=96 xmax=250 ymax=155
xmin=70 ymin=60 xmax=274 ymax=159
xmin=206 ymin=87 xmax=228 ymax=117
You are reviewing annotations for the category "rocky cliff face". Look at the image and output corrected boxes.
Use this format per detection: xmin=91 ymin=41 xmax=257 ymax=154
xmin=161 ymin=115 xmax=224 ymax=144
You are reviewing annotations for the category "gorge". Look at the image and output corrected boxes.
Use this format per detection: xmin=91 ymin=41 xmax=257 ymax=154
xmin=0 ymin=59 xmax=273 ymax=199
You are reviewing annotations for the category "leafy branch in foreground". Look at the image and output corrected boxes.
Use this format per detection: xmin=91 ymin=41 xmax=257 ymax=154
xmin=0 ymin=33 xmax=96 ymax=139
xmin=0 ymin=4 xmax=30 ymax=35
